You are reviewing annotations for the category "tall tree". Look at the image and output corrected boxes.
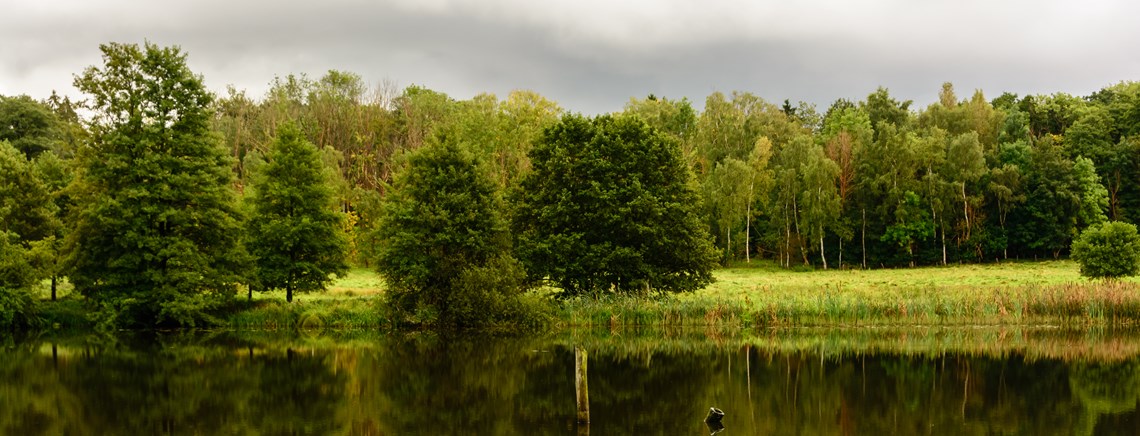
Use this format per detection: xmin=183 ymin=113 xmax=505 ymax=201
xmin=625 ymin=95 xmax=698 ymax=167
xmin=67 ymin=42 xmax=248 ymax=327
xmin=861 ymin=87 xmax=912 ymax=142
xmin=29 ymin=151 xmax=72 ymax=300
xmin=703 ymin=157 xmax=752 ymax=262
xmin=246 ymin=123 xmax=349 ymax=303
xmin=943 ymin=132 xmax=986 ymax=258
xmin=0 ymin=140 xmax=60 ymax=313
xmin=514 ymin=114 xmax=717 ymax=296
xmin=822 ymin=105 xmax=872 ymax=267
xmin=797 ymin=140 xmax=841 ymax=269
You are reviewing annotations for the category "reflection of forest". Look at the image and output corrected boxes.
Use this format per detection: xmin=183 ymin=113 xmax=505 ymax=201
xmin=1 ymin=328 xmax=1139 ymax=435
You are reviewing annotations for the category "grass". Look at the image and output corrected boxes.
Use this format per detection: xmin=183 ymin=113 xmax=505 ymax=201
xmin=560 ymin=260 xmax=1140 ymax=328
xmin=26 ymin=260 xmax=1140 ymax=331
xmin=705 ymin=259 xmax=1095 ymax=296
xmin=226 ymin=296 xmax=387 ymax=330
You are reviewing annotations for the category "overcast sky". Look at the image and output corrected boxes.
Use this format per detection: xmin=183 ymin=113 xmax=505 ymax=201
xmin=3 ymin=0 xmax=1139 ymax=114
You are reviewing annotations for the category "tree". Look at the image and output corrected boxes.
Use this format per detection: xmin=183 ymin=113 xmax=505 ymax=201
xmin=376 ymin=135 xmax=525 ymax=326
xmin=0 ymin=231 xmax=40 ymax=331
xmin=0 ymin=141 xmax=55 ymax=245
xmin=514 ymin=114 xmax=718 ymax=296
xmin=1013 ymin=139 xmax=1106 ymax=258
xmin=246 ymin=123 xmax=349 ymax=303
xmin=0 ymin=94 xmax=63 ymax=159
xmin=798 ymin=141 xmax=841 ymax=269
xmin=822 ymin=105 xmax=872 ymax=267
xmin=625 ymin=95 xmax=698 ymax=167
xmin=0 ymin=141 xmax=47 ymax=329
xmin=1071 ymin=221 xmax=1140 ymax=280
xmin=943 ymin=132 xmax=986 ymax=259
xmin=703 ymin=157 xmax=752 ymax=262
xmin=66 ymin=42 xmax=248 ymax=327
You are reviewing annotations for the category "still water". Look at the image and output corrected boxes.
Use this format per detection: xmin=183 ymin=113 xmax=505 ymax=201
xmin=3 ymin=327 xmax=1140 ymax=435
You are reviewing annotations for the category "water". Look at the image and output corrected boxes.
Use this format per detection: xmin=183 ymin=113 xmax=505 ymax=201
xmin=3 ymin=328 xmax=1140 ymax=435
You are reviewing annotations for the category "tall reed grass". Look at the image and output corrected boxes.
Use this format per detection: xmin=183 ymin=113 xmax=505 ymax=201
xmin=556 ymin=281 xmax=1140 ymax=328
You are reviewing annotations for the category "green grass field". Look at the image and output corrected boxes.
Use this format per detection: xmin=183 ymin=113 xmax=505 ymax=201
xmin=705 ymin=259 xmax=1093 ymax=296
xmin=35 ymin=260 xmax=1140 ymax=329
xmin=561 ymin=260 xmax=1140 ymax=328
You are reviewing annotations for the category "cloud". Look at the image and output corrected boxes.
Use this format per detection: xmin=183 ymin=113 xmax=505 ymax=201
xmin=2 ymin=0 xmax=1138 ymax=113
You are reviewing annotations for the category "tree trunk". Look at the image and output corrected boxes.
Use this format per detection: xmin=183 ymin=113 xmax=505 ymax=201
xmin=861 ymin=208 xmax=867 ymax=269
xmin=941 ymin=220 xmax=947 ymax=266
xmin=726 ymin=227 xmax=731 ymax=264
xmin=933 ymin=204 xmax=946 ymax=266
xmin=745 ymin=190 xmax=752 ymax=263
xmin=792 ymin=195 xmax=808 ymax=265
xmin=784 ymin=203 xmax=792 ymax=268
xmin=819 ymin=226 xmax=828 ymax=270
xmin=287 ymin=283 xmax=294 ymax=303
xmin=962 ymin=183 xmax=970 ymax=240
xmin=51 ymin=276 xmax=57 ymax=301
xmin=839 ymin=238 xmax=843 ymax=270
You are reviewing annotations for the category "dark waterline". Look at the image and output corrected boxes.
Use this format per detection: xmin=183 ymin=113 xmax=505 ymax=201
xmin=3 ymin=328 xmax=1140 ymax=435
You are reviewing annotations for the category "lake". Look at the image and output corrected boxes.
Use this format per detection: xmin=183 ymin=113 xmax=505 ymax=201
xmin=3 ymin=326 xmax=1140 ymax=435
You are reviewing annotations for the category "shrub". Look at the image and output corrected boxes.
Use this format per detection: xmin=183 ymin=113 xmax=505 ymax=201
xmin=0 ymin=286 xmax=39 ymax=331
xmin=1072 ymin=221 xmax=1140 ymax=280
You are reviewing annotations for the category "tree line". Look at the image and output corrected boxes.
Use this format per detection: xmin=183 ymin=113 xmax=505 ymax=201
xmin=3 ymin=41 xmax=1140 ymax=328
xmin=214 ymin=71 xmax=1140 ymax=270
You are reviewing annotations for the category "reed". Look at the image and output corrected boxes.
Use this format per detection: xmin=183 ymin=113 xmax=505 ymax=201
xmin=226 ymin=297 xmax=388 ymax=330
xmin=555 ymin=279 xmax=1140 ymax=328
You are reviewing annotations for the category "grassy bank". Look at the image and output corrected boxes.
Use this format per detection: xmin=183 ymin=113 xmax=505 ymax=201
xmin=557 ymin=260 xmax=1140 ymax=328
xmin=29 ymin=260 xmax=1140 ymax=331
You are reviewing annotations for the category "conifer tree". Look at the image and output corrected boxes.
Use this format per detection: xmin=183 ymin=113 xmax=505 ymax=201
xmin=246 ymin=123 xmax=349 ymax=302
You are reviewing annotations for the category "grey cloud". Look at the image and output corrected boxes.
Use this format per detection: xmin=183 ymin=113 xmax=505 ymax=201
xmin=3 ymin=0 xmax=1139 ymax=114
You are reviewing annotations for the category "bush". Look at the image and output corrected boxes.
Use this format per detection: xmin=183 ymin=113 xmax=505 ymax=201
xmin=448 ymin=255 xmax=550 ymax=329
xmin=1072 ymin=221 xmax=1140 ymax=280
xmin=0 ymin=232 xmax=40 ymax=331
xmin=0 ymin=286 xmax=39 ymax=331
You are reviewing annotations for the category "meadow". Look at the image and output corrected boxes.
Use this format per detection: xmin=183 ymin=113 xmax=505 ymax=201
xmin=557 ymin=260 xmax=1140 ymax=328
xmin=35 ymin=260 xmax=1140 ymax=330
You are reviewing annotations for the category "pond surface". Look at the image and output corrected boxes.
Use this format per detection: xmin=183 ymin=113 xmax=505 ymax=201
xmin=3 ymin=327 xmax=1140 ymax=435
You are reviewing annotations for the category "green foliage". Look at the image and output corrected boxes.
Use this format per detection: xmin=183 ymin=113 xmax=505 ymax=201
xmin=515 ymin=113 xmax=718 ymax=296
xmin=1071 ymin=221 xmax=1140 ymax=280
xmin=246 ymin=122 xmax=349 ymax=302
xmin=0 ymin=232 xmax=40 ymax=331
xmin=0 ymin=141 xmax=56 ymax=243
xmin=0 ymin=94 xmax=63 ymax=159
xmin=376 ymin=135 xmax=528 ymax=327
xmin=66 ymin=42 xmax=248 ymax=328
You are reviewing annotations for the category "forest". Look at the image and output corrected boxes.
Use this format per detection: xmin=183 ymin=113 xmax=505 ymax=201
xmin=4 ymin=41 xmax=1140 ymax=328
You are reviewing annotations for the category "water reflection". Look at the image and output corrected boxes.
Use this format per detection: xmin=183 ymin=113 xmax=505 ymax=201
xmin=2 ymin=327 xmax=1140 ymax=435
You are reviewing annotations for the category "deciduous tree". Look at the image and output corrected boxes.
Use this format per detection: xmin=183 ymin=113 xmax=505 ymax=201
xmin=67 ymin=42 xmax=248 ymax=327
xmin=514 ymin=114 xmax=717 ymax=296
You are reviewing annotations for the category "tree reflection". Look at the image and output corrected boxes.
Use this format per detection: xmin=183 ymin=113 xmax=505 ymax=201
xmin=1 ymin=329 xmax=1140 ymax=435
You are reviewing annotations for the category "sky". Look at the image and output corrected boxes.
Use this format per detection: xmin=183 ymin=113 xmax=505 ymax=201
xmin=3 ymin=0 xmax=1139 ymax=114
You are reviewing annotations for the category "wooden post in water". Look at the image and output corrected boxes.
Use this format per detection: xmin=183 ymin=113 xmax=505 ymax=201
xmin=575 ymin=347 xmax=590 ymax=424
